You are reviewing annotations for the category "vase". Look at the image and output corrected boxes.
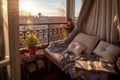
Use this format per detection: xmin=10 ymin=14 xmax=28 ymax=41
xmin=28 ymin=47 xmax=37 ymax=56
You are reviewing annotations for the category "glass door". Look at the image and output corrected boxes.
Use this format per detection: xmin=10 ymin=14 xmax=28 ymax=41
xmin=0 ymin=0 xmax=20 ymax=80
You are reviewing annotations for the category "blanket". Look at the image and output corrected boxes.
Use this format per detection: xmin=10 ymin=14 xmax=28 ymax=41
xmin=60 ymin=50 xmax=81 ymax=79
xmin=60 ymin=51 xmax=108 ymax=80
xmin=47 ymin=42 xmax=108 ymax=80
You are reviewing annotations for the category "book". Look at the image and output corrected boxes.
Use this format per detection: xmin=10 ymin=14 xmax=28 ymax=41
xmin=75 ymin=60 xmax=116 ymax=74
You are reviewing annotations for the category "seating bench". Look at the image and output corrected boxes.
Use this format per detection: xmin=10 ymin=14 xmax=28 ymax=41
xmin=45 ymin=33 xmax=120 ymax=80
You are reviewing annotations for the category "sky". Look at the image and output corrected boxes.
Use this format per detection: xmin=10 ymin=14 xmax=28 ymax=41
xmin=19 ymin=0 xmax=82 ymax=17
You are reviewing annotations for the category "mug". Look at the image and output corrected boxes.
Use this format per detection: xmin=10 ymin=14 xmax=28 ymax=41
xmin=100 ymin=58 xmax=108 ymax=67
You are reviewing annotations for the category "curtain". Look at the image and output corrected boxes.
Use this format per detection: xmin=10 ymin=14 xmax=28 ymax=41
xmin=65 ymin=0 xmax=94 ymax=43
xmin=0 ymin=0 xmax=9 ymax=80
xmin=66 ymin=0 xmax=75 ymax=20
xmin=65 ymin=0 xmax=120 ymax=44
xmin=115 ymin=0 xmax=120 ymax=41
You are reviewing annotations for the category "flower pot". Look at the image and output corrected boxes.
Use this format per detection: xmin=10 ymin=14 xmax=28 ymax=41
xmin=28 ymin=47 xmax=37 ymax=56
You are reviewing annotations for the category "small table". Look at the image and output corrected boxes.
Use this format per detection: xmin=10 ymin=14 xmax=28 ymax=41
xmin=21 ymin=50 xmax=45 ymax=80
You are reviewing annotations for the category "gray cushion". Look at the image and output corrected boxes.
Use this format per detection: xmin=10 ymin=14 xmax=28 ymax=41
xmin=93 ymin=41 xmax=120 ymax=62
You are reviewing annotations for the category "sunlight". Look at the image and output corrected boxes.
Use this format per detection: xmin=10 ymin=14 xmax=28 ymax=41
xmin=19 ymin=0 xmax=37 ymax=15
xmin=19 ymin=0 xmax=67 ymax=16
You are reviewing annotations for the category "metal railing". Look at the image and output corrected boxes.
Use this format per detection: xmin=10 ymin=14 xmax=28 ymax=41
xmin=19 ymin=23 xmax=66 ymax=48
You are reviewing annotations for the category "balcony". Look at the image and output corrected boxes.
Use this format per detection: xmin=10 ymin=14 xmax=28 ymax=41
xmin=19 ymin=23 xmax=68 ymax=80
xmin=19 ymin=23 xmax=66 ymax=50
xmin=0 ymin=0 xmax=82 ymax=80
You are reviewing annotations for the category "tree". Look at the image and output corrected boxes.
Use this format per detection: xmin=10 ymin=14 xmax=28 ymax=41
xmin=58 ymin=8 xmax=65 ymax=17
xmin=57 ymin=1 xmax=65 ymax=17
xmin=38 ymin=12 xmax=41 ymax=17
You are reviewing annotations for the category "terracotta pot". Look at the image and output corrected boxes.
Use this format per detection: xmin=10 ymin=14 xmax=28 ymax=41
xmin=28 ymin=47 xmax=37 ymax=56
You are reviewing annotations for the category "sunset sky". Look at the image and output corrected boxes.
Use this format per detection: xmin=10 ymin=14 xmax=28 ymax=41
xmin=19 ymin=0 xmax=82 ymax=17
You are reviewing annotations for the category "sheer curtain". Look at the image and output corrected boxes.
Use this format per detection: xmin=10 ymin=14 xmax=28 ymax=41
xmin=65 ymin=0 xmax=120 ymax=44
xmin=0 ymin=0 xmax=5 ymax=59
xmin=65 ymin=0 xmax=94 ymax=43
xmin=0 ymin=0 xmax=9 ymax=80
xmin=115 ymin=0 xmax=120 ymax=41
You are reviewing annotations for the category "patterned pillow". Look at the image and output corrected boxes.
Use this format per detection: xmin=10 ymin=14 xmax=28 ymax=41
xmin=67 ymin=42 xmax=86 ymax=55
xmin=93 ymin=41 xmax=120 ymax=63
xmin=72 ymin=33 xmax=99 ymax=54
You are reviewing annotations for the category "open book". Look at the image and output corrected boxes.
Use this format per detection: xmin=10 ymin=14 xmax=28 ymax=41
xmin=75 ymin=60 xmax=116 ymax=73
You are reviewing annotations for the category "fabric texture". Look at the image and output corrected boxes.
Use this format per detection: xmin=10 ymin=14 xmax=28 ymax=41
xmin=46 ymin=40 xmax=108 ymax=80
xmin=93 ymin=41 xmax=120 ymax=62
xmin=67 ymin=42 xmax=86 ymax=55
xmin=72 ymin=33 xmax=99 ymax=54
xmin=46 ymin=0 xmax=120 ymax=80
xmin=60 ymin=50 xmax=107 ymax=80
xmin=65 ymin=0 xmax=120 ymax=44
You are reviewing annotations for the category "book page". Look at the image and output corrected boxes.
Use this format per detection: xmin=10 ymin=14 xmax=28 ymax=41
xmin=75 ymin=60 xmax=116 ymax=73
xmin=87 ymin=61 xmax=94 ymax=70
xmin=93 ymin=61 xmax=115 ymax=73
xmin=75 ymin=61 xmax=94 ymax=70
xmin=75 ymin=61 xmax=88 ymax=70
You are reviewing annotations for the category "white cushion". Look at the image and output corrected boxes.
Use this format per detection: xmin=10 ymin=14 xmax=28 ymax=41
xmin=67 ymin=42 xmax=86 ymax=55
xmin=72 ymin=33 xmax=99 ymax=54
xmin=93 ymin=41 xmax=120 ymax=62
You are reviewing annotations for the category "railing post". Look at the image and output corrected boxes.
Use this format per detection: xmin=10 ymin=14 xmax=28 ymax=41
xmin=48 ymin=24 xmax=50 ymax=45
xmin=23 ymin=31 xmax=26 ymax=40
xmin=42 ymin=29 xmax=44 ymax=44
xmin=36 ymin=30 xmax=39 ymax=39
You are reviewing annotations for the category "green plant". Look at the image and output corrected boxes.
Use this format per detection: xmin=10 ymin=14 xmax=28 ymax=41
xmin=62 ymin=28 xmax=69 ymax=39
xmin=24 ymin=34 xmax=40 ymax=48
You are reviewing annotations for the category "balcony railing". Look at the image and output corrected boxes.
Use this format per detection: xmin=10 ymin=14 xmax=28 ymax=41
xmin=19 ymin=23 xmax=66 ymax=48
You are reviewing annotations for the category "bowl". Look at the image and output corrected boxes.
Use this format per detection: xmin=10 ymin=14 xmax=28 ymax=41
xmin=100 ymin=58 xmax=109 ymax=67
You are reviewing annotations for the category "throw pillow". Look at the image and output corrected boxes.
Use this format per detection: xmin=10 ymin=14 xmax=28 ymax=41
xmin=72 ymin=33 xmax=99 ymax=54
xmin=93 ymin=41 xmax=120 ymax=63
xmin=67 ymin=42 xmax=86 ymax=55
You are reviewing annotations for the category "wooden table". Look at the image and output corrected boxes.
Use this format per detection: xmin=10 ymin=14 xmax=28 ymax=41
xmin=21 ymin=50 xmax=45 ymax=80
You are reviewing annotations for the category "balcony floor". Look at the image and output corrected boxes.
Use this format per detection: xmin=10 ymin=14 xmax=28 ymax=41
xmin=21 ymin=62 xmax=77 ymax=80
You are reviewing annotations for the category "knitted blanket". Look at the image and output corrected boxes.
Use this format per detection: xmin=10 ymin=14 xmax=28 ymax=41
xmin=47 ymin=41 xmax=108 ymax=80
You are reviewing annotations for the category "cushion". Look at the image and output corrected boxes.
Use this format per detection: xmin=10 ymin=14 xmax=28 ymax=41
xmin=93 ymin=41 xmax=120 ymax=62
xmin=72 ymin=33 xmax=99 ymax=54
xmin=67 ymin=42 xmax=86 ymax=55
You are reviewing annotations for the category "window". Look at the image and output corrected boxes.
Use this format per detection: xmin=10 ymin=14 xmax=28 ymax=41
xmin=0 ymin=0 xmax=20 ymax=80
xmin=75 ymin=0 xmax=82 ymax=21
xmin=19 ymin=0 xmax=66 ymax=23
xmin=19 ymin=0 xmax=67 ymax=47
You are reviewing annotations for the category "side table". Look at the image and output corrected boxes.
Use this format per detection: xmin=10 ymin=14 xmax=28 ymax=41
xmin=21 ymin=50 xmax=45 ymax=80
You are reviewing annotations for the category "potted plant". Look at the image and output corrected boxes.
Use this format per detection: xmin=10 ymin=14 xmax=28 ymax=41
xmin=62 ymin=28 xmax=69 ymax=39
xmin=24 ymin=34 xmax=40 ymax=56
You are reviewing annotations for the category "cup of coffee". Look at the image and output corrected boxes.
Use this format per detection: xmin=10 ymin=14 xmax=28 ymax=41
xmin=100 ymin=58 xmax=109 ymax=67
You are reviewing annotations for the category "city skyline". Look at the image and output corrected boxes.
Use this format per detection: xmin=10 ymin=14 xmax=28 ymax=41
xmin=19 ymin=0 xmax=82 ymax=17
